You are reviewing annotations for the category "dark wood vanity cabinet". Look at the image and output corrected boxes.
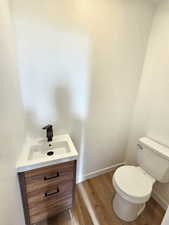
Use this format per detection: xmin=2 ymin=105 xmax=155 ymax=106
xmin=18 ymin=160 xmax=76 ymax=225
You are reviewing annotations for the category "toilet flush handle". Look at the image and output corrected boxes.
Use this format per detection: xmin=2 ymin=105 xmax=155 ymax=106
xmin=137 ymin=144 xmax=143 ymax=150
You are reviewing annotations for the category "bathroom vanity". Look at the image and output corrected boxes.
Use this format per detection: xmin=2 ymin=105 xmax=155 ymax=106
xmin=16 ymin=135 xmax=78 ymax=225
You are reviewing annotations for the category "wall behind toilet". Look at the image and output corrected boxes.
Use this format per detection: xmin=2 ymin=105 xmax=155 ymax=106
xmin=126 ymin=0 xmax=169 ymax=209
xmin=11 ymin=0 xmax=154 ymax=180
xmin=0 ymin=1 xmax=25 ymax=224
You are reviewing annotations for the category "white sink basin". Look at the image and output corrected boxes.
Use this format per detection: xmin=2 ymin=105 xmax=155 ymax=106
xmin=28 ymin=140 xmax=70 ymax=160
xmin=16 ymin=134 xmax=78 ymax=172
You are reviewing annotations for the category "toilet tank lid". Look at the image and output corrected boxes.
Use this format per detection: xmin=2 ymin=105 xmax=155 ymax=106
xmin=139 ymin=137 xmax=169 ymax=161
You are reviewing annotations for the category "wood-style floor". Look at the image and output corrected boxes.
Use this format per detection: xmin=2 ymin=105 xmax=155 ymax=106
xmin=39 ymin=171 xmax=165 ymax=225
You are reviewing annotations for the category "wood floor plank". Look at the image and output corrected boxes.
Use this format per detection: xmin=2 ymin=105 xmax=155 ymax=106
xmin=38 ymin=171 xmax=165 ymax=225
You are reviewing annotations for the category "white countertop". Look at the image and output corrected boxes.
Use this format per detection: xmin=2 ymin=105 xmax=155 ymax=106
xmin=16 ymin=134 xmax=78 ymax=172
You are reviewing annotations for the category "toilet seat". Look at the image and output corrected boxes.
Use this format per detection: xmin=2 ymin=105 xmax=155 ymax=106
xmin=113 ymin=166 xmax=155 ymax=204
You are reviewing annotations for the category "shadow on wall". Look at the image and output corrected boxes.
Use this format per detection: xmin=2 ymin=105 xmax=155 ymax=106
xmin=53 ymin=87 xmax=85 ymax=177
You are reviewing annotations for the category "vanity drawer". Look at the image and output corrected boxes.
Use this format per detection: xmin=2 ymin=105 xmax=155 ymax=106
xmin=25 ymin=161 xmax=75 ymax=192
xmin=27 ymin=180 xmax=73 ymax=205
xmin=28 ymin=180 xmax=73 ymax=224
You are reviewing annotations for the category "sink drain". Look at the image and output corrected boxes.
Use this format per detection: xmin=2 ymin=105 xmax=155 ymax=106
xmin=47 ymin=151 xmax=54 ymax=156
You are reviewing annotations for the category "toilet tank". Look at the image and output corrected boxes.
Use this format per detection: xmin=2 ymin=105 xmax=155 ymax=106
xmin=137 ymin=137 xmax=169 ymax=183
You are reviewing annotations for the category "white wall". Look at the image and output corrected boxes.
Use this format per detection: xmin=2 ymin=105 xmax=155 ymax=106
xmin=126 ymin=0 xmax=169 ymax=209
xmin=11 ymin=0 xmax=154 ymax=180
xmin=0 ymin=1 xmax=25 ymax=225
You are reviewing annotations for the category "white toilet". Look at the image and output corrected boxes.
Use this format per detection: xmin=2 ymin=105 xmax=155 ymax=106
xmin=112 ymin=137 xmax=169 ymax=222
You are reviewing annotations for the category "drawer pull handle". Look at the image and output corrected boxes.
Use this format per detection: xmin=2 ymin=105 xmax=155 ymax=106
xmin=44 ymin=187 xmax=60 ymax=198
xmin=44 ymin=172 xmax=60 ymax=180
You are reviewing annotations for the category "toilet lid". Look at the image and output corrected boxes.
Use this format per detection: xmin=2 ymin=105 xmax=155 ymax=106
xmin=113 ymin=166 xmax=155 ymax=203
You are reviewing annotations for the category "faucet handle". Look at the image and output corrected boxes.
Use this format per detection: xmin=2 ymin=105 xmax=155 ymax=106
xmin=42 ymin=124 xmax=53 ymax=130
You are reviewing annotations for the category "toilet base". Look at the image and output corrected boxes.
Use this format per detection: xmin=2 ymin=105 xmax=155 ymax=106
xmin=113 ymin=193 xmax=145 ymax=222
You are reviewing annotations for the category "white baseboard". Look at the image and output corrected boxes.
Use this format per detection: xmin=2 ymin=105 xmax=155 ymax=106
xmin=152 ymin=190 xmax=168 ymax=210
xmin=76 ymin=162 xmax=125 ymax=184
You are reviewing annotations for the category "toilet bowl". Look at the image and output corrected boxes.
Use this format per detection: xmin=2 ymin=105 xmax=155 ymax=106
xmin=112 ymin=166 xmax=155 ymax=222
xmin=112 ymin=137 xmax=169 ymax=222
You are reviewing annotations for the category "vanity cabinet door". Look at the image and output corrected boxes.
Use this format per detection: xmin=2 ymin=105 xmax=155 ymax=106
xmin=18 ymin=160 xmax=76 ymax=225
